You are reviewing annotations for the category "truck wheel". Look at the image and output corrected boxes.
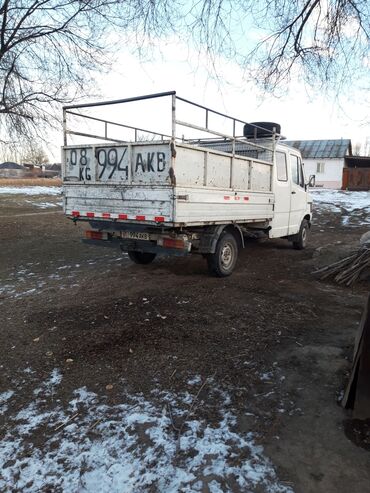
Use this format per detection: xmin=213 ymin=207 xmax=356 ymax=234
xmin=293 ymin=220 xmax=309 ymax=250
xmin=207 ymin=232 xmax=238 ymax=277
xmin=128 ymin=251 xmax=156 ymax=264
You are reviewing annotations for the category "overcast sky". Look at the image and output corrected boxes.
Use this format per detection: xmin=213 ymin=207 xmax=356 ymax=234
xmin=56 ymin=38 xmax=369 ymax=159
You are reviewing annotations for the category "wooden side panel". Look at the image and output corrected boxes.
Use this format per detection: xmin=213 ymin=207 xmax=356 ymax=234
xmin=342 ymin=168 xmax=349 ymax=190
xmin=342 ymin=294 xmax=370 ymax=419
xmin=344 ymin=168 xmax=370 ymax=191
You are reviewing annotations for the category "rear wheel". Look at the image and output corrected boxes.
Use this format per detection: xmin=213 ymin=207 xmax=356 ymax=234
xmin=128 ymin=251 xmax=156 ymax=264
xmin=293 ymin=219 xmax=309 ymax=250
xmin=207 ymin=232 xmax=238 ymax=277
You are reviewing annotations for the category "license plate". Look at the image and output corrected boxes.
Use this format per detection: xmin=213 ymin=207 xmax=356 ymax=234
xmin=122 ymin=231 xmax=150 ymax=241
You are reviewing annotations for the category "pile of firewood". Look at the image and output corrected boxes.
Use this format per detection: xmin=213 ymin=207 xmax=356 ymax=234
xmin=314 ymin=245 xmax=370 ymax=286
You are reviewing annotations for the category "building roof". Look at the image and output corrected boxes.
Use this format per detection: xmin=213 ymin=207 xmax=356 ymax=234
xmin=45 ymin=163 xmax=62 ymax=170
xmin=283 ymin=139 xmax=352 ymax=159
xmin=0 ymin=161 xmax=23 ymax=169
xmin=345 ymin=155 xmax=370 ymax=168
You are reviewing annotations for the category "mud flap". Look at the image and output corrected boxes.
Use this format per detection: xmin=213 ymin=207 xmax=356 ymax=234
xmin=199 ymin=225 xmax=244 ymax=254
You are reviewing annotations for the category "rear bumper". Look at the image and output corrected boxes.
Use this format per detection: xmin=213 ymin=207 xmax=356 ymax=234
xmin=83 ymin=238 xmax=189 ymax=256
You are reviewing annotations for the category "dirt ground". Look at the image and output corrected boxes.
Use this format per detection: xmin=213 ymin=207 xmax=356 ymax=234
xmin=0 ymin=190 xmax=370 ymax=492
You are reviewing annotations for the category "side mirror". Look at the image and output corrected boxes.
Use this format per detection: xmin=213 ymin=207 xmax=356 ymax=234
xmin=308 ymin=175 xmax=315 ymax=187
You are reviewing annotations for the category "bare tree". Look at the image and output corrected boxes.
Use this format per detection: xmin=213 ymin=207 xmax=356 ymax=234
xmin=246 ymin=0 xmax=370 ymax=93
xmin=1 ymin=0 xmax=369 ymax=144
xmin=0 ymin=0 xmax=174 ymax=144
xmin=187 ymin=1 xmax=369 ymax=93
xmin=21 ymin=143 xmax=49 ymax=164
xmin=1 ymin=0 xmax=109 ymax=143
xmin=353 ymin=141 xmax=362 ymax=155
xmin=364 ymin=137 xmax=370 ymax=156
xmin=0 ymin=143 xmax=19 ymax=162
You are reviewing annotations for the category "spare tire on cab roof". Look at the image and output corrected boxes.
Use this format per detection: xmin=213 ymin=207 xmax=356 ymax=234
xmin=244 ymin=122 xmax=281 ymax=138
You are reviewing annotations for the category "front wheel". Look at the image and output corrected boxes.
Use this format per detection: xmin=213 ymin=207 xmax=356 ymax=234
xmin=207 ymin=232 xmax=238 ymax=277
xmin=293 ymin=219 xmax=309 ymax=250
xmin=128 ymin=251 xmax=156 ymax=264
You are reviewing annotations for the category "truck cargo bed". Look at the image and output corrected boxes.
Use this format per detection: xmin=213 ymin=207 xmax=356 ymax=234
xmin=63 ymin=142 xmax=274 ymax=226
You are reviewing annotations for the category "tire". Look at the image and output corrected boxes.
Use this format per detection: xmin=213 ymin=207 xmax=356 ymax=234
xmin=293 ymin=220 xmax=309 ymax=250
xmin=244 ymin=121 xmax=281 ymax=139
xmin=207 ymin=232 xmax=238 ymax=277
xmin=128 ymin=251 xmax=156 ymax=264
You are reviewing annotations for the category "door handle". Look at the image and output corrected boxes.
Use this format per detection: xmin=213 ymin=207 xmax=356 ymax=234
xmin=291 ymin=191 xmax=296 ymax=194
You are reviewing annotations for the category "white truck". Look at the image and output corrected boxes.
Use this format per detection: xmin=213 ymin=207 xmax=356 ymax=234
xmin=62 ymin=91 xmax=313 ymax=277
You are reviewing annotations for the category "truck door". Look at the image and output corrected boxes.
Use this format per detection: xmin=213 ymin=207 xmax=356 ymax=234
xmin=269 ymin=150 xmax=290 ymax=237
xmin=289 ymin=154 xmax=307 ymax=235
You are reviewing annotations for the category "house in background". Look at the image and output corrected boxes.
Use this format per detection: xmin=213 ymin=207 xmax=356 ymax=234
xmin=0 ymin=161 xmax=61 ymax=179
xmin=0 ymin=161 xmax=25 ymax=178
xmin=284 ymin=139 xmax=352 ymax=189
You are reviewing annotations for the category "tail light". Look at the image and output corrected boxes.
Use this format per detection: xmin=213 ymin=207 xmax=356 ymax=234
xmin=163 ymin=238 xmax=185 ymax=249
xmin=85 ymin=230 xmax=108 ymax=240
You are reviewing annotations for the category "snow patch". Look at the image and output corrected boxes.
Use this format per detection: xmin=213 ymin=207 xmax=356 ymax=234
xmin=0 ymin=390 xmax=14 ymax=413
xmin=312 ymin=189 xmax=370 ymax=226
xmin=29 ymin=200 xmax=62 ymax=208
xmin=33 ymin=368 xmax=63 ymax=397
xmin=311 ymin=189 xmax=370 ymax=211
xmin=0 ymin=374 xmax=293 ymax=493
xmin=0 ymin=262 xmax=81 ymax=303
xmin=0 ymin=186 xmax=61 ymax=195
xmin=187 ymin=375 xmax=202 ymax=386
xmin=260 ymin=372 xmax=273 ymax=381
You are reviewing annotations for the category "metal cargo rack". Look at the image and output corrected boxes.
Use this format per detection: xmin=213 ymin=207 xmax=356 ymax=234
xmin=62 ymin=91 xmax=281 ymax=163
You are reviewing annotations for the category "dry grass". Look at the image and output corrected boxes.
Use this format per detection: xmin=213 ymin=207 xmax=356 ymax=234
xmin=0 ymin=178 xmax=62 ymax=187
